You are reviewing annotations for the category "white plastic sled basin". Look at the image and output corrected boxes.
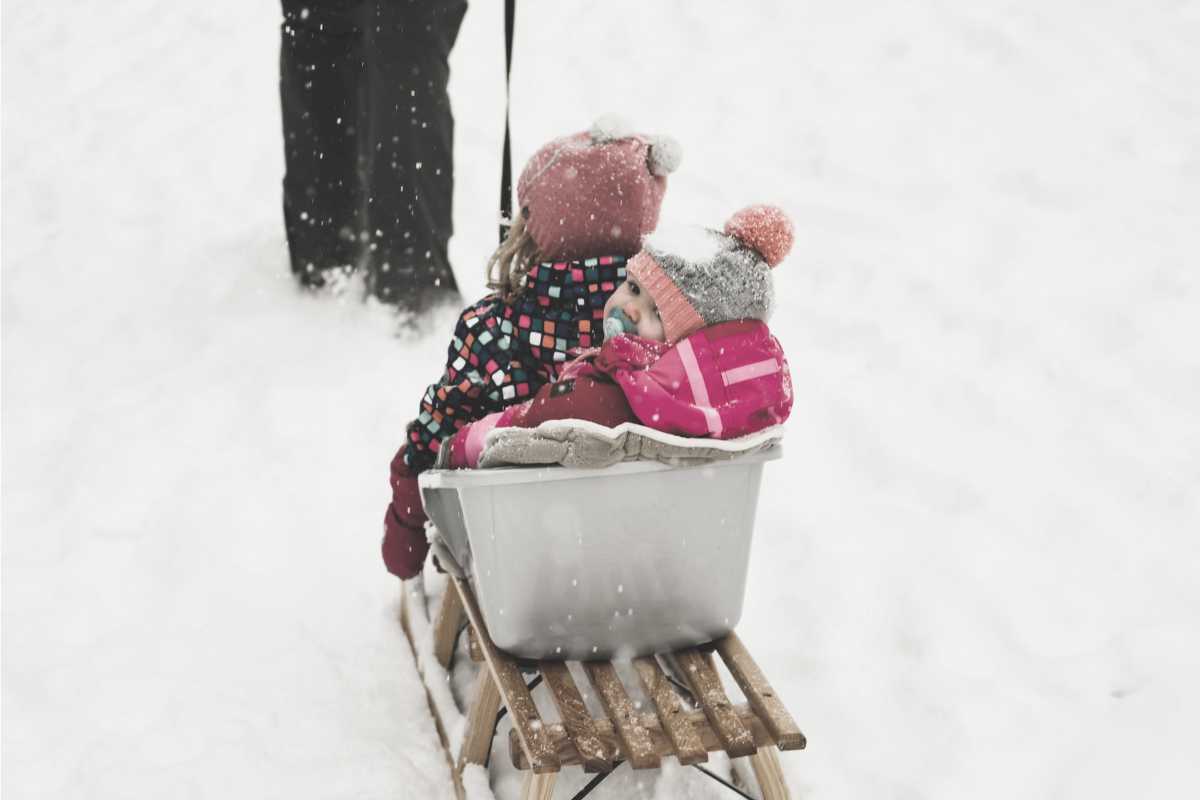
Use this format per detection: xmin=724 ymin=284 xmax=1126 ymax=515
xmin=418 ymin=447 xmax=781 ymax=660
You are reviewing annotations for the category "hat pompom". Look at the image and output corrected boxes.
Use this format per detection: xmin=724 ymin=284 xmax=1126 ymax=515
xmin=589 ymin=113 xmax=634 ymax=143
xmin=724 ymin=205 xmax=794 ymax=268
xmin=647 ymin=135 xmax=682 ymax=176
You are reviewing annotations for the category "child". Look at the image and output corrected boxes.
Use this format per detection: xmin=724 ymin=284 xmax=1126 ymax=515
xmin=382 ymin=117 xmax=682 ymax=578
xmin=384 ymin=204 xmax=795 ymax=575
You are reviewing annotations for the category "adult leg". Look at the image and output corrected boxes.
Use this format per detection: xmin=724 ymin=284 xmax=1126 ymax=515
xmin=280 ymin=0 xmax=368 ymax=286
xmin=362 ymin=0 xmax=467 ymax=309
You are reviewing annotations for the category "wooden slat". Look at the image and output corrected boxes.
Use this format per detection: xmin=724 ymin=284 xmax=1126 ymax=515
xmin=582 ymin=662 xmax=660 ymax=770
xmin=509 ymin=704 xmax=774 ymax=770
xmin=674 ymin=648 xmax=757 ymax=758
xmin=458 ymin=668 xmax=503 ymax=768
xmin=714 ymin=632 xmax=806 ymax=750
xmin=431 ymin=582 xmax=465 ymax=669
xmin=749 ymin=745 xmax=792 ymax=800
xmin=452 ymin=579 xmax=559 ymax=774
xmin=519 ymin=771 xmax=557 ymax=800
xmin=632 ymin=656 xmax=707 ymax=765
xmin=539 ymin=662 xmax=612 ymax=772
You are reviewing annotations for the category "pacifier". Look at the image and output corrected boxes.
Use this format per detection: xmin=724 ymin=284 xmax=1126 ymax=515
xmin=603 ymin=307 xmax=637 ymax=339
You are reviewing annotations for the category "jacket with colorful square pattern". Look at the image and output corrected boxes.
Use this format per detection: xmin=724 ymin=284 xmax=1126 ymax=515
xmin=403 ymin=255 xmax=628 ymax=471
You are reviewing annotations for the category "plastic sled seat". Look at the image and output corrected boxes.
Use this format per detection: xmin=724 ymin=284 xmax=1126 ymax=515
xmin=418 ymin=446 xmax=782 ymax=661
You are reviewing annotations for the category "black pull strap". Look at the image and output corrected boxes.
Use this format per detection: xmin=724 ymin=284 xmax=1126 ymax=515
xmin=499 ymin=0 xmax=516 ymax=244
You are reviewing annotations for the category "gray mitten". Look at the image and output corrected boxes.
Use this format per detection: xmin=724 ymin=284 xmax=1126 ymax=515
xmin=477 ymin=425 xmax=575 ymax=468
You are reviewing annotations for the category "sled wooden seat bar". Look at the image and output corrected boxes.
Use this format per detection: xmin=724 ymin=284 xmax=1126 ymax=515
xmin=632 ymin=655 xmax=709 ymax=765
xmin=540 ymin=662 xmax=613 ymax=772
xmin=674 ymin=648 xmax=759 ymax=758
xmin=403 ymin=577 xmax=804 ymax=800
xmin=508 ymin=703 xmax=776 ymax=770
xmin=714 ymin=632 xmax=806 ymax=751
xmin=582 ymin=661 xmax=661 ymax=770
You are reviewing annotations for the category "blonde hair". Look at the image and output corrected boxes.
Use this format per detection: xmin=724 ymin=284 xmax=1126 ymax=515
xmin=486 ymin=209 xmax=542 ymax=303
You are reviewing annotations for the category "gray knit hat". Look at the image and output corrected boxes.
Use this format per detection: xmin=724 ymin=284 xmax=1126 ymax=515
xmin=627 ymin=205 xmax=795 ymax=344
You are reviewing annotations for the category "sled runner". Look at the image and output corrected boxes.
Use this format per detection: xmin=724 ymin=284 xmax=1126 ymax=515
xmin=400 ymin=575 xmax=805 ymax=800
xmin=399 ymin=444 xmax=803 ymax=798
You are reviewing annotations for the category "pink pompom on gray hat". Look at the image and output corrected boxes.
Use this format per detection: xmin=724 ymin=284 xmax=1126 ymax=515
xmin=517 ymin=115 xmax=683 ymax=261
xmin=628 ymin=205 xmax=795 ymax=344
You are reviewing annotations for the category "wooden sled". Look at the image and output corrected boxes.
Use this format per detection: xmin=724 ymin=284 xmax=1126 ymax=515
xmin=400 ymin=574 xmax=806 ymax=800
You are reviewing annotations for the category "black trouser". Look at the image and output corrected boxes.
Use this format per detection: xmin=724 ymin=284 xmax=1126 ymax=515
xmin=280 ymin=0 xmax=466 ymax=306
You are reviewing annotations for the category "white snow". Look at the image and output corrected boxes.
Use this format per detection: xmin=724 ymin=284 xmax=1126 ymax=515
xmin=4 ymin=1 xmax=1200 ymax=799
xmin=643 ymin=223 xmax=725 ymax=266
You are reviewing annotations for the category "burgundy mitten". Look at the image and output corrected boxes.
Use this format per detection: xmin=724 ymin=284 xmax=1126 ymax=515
xmin=381 ymin=446 xmax=430 ymax=579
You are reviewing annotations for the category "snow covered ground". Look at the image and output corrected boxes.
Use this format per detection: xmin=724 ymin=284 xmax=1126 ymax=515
xmin=4 ymin=1 xmax=1199 ymax=797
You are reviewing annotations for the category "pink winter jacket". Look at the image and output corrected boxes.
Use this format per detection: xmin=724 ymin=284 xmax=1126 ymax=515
xmin=446 ymin=319 xmax=792 ymax=468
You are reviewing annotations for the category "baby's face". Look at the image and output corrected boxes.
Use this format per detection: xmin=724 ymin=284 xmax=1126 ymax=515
xmin=603 ymin=278 xmax=666 ymax=342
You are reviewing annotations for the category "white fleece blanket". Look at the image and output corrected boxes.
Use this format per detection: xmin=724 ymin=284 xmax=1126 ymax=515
xmin=477 ymin=419 xmax=785 ymax=469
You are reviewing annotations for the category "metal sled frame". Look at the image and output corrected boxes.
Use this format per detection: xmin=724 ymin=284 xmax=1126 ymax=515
xmin=400 ymin=576 xmax=805 ymax=800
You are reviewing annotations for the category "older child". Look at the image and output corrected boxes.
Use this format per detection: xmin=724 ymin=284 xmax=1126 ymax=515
xmin=383 ymin=204 xmax=795 ymax=575
xmin=382 ymin=118 xmax=681 ymax=578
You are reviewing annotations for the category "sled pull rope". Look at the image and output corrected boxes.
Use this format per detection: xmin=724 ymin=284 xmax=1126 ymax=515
xmin=499 ymin=0 xmax=516 ymax=244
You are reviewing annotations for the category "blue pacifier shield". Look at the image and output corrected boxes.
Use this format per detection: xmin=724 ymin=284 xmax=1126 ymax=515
xmin=603 ymin=307 xmax=636 ymax=339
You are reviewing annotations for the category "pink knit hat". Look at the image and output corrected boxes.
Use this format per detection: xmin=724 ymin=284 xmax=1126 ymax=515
xmin=627 ymin=205 xmax=795 ymax=344
xmin=517 ymin=115 xmax=682 ymax=261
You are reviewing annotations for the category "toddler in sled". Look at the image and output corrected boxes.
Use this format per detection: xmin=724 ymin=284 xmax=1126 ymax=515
xmin=383 ymin=116 xmax=682 ymax=578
